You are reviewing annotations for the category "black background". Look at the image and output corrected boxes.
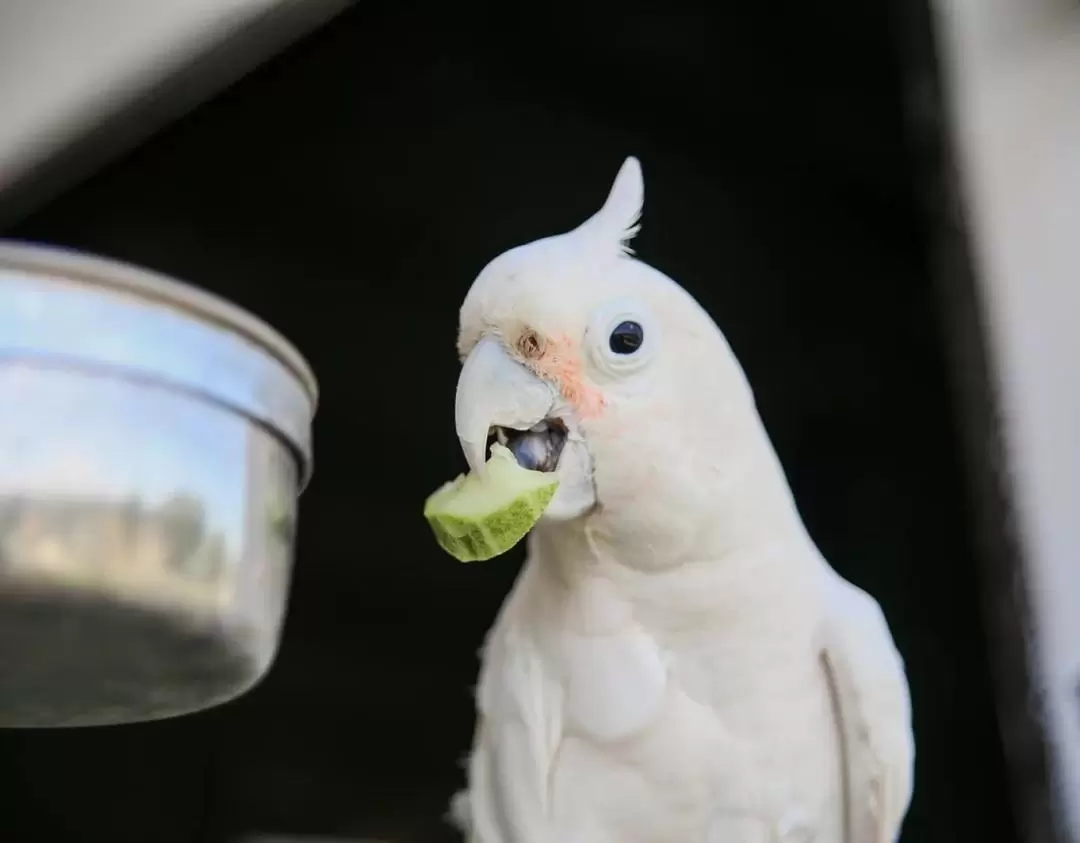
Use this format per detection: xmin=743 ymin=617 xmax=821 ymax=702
xmin=0 ymin=2 xmax=1018 ymax=841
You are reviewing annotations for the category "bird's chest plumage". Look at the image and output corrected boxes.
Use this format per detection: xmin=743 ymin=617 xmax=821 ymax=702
xmin=545 ymin=572 xmax=844 ymax=843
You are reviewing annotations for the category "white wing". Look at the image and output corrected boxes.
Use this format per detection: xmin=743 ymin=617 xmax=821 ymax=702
xmin=458 ymin=562 xmax=564 ymax=843
xmin=820 ymin=574 xmax=915 ymax=843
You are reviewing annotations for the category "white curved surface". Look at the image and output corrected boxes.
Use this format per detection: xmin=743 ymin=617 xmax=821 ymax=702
xmin=939 ymin=1 xmax=1080 ymax=838
xmin=0 ymin=0 xmax=340 ymax=195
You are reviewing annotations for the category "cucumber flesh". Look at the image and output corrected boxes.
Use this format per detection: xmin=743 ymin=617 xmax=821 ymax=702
xmin=424 ymin=443 xmax=559 ymax=562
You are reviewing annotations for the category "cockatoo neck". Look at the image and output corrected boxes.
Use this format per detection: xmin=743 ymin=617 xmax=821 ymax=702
xmin=533 ymin=412 xmax=818 ymax=581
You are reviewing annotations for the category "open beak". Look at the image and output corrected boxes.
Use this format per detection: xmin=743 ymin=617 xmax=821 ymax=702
xmin=455 ymin=336 xmax=555 ymax=476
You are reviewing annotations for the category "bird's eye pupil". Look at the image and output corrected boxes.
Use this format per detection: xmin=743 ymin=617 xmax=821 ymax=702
xmin=608 ymin=320 xmax=644 ymax=355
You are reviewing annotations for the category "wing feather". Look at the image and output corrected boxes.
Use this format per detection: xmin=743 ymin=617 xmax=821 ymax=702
xmin=820 ymin=576 xmax=915 ymax=843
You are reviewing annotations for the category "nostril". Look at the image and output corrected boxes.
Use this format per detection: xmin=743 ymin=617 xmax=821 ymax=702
xmin=517 ymin=329 xmax=545 ymax=360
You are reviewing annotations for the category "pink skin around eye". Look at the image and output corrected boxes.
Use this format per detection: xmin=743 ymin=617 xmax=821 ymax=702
xmin=525 ymin=333 xmax=607 ymax=420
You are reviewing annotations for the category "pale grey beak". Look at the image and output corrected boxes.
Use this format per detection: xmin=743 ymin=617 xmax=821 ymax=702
xmin=455 ymin=336 xmax=555 ymax=475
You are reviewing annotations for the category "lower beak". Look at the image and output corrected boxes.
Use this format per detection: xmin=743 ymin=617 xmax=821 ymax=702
xmin=455 ymin=336 xmax=555 ymax=475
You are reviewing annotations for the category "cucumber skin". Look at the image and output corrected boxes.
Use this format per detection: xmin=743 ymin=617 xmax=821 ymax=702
xmin=425 ymin=480 xmax=559 ymax=562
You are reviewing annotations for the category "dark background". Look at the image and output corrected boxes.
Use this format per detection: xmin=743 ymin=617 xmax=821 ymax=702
xmin=0 ymin=2 xmax=1023 ymax=841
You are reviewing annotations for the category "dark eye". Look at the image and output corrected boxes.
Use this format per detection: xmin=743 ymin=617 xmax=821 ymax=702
xmin=608 ymin=320 xmax=644 ymax=355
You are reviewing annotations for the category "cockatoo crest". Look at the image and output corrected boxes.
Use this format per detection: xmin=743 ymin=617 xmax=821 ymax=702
xmin=573 ymin=156 xmax=644 ymax=256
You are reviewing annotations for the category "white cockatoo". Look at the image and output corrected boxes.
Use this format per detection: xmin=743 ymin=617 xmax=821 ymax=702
xmin=448 ymin=157 xmax=914 ymax=843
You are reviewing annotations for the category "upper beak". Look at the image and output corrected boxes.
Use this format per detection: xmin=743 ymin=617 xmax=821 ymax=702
xmin=455 ymin=335 xmax=555 ymax=476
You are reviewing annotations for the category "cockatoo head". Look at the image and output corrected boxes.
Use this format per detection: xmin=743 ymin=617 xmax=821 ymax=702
xmin=455 ymin=157 xmax=765 ymax=555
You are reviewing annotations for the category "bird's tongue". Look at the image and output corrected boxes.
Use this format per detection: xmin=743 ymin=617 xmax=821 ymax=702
xmin=506 ymin=430 xmax=553 ymax=472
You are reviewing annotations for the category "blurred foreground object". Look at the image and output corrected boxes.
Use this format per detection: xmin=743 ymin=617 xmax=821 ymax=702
xmin=0 ymin=0 xmax=351 ymax=226
xmin=0 ymin=241 xmax=317 ymax=727
xmin=936 ymin=0 xmax=1080 ymax=840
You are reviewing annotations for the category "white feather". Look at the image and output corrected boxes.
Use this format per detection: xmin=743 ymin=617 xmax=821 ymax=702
xmin=574 ymin=156 xmax=644 ymax=256
xmin=820 ymin=572 xmax=916 ymax=843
